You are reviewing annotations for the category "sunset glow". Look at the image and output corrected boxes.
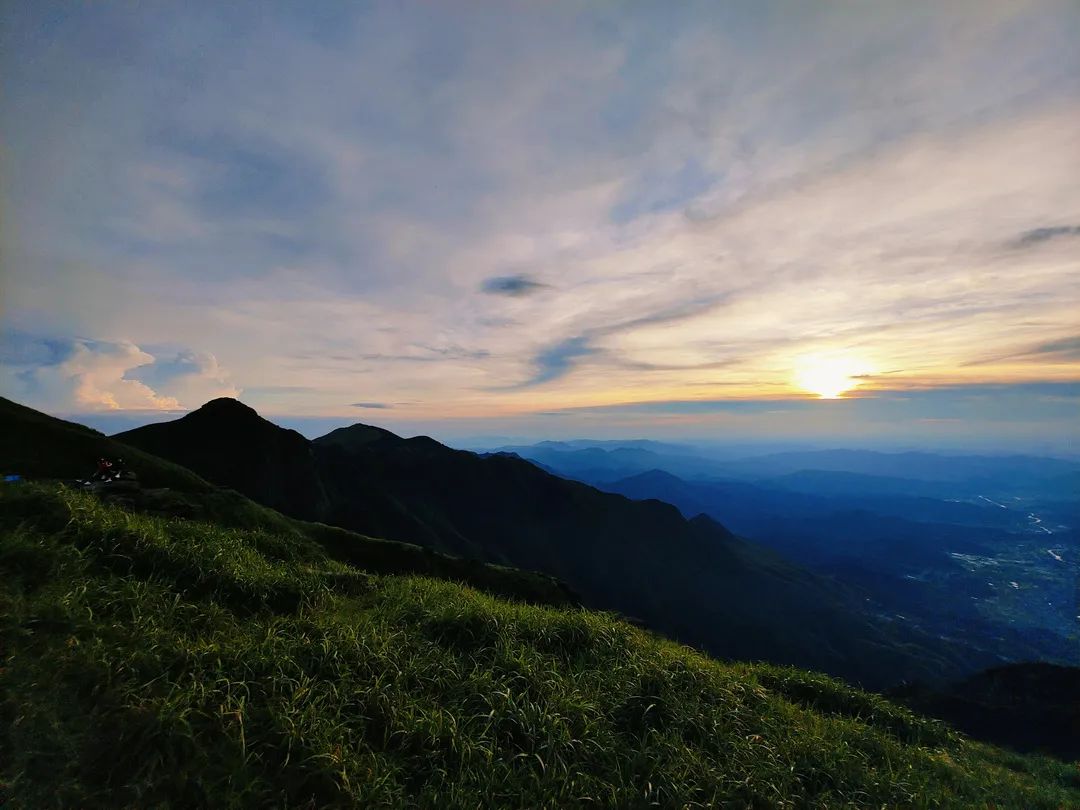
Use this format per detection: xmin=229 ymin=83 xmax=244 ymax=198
xmin=1 ymin=3 xmax=1077 ymax=446
xmin=794 ymin=356 xmax=871 ymax=400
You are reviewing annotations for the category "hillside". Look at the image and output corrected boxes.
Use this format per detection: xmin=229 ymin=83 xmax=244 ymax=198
xmin=0 ymin=396 xmax=209 ymax=491
xmin=1 ymin=397 xmax=574 ymax=609
xmin=2 ymin=482 xmax=1077 ymax=807
xmin=893 ymin=663 xmax=1080 ymax=760
xmin=604 ymin=468 xmax=1079 ymax=669
xmin=118 ymin=399 xmax=964 ymax=688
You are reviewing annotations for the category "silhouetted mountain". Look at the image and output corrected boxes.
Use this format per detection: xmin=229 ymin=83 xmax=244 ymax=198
xmin=312 ymin=424 xmax=965 ymax=687
xmin=892 ymin=663 xmax=1080 ymax=760
xmin=0 ymin=396 xmax=208 ymax=490
xmin=492 ymin=442 xmax=726 ymax=482
xmin=113 ymin=398 xmax=968 ymax=687
xmin=117 ymin=398 xmax=330 ymax=520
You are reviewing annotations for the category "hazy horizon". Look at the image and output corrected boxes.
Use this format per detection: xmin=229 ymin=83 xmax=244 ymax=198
xmin=50 ymin=395 xmax=1078 ymax=459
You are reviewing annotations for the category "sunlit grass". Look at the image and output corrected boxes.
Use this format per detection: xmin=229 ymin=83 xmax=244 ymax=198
xmin=2 ymin=483 xmax=1077 ymax=807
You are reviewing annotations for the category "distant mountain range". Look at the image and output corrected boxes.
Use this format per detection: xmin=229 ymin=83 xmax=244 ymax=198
xmin=4 ymin=395 xmax=1078 ymax=763
xmin=496 ymin=441 xmax=1079 ymax=670
xmin=491 ymin=441 xmax=1080 ymax=499
xmin=106 ymin=398 xmax=977 ymax=689
xmin=5 ymin=394 xmax=1072 ymax=689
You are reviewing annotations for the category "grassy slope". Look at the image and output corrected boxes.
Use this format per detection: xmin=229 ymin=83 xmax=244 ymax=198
xmin=106 ymin=486 xmax=577 ymax=609
xmin=2 ymin=484 xmax=1076 ymax=808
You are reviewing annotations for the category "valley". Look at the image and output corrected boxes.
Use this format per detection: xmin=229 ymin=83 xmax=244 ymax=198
xmin=489 ymin=440 xmax=1080 ymax=672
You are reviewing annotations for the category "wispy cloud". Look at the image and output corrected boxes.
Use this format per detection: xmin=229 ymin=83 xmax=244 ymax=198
xmin=514 ymin=336 xmax=599 ymax=389
xmin=1 ymin=1 xmax=1077 ymax=441
xmin=480 ymin=274 xmax=549 ymax=297
xmin=351 ymin=401 xmax=391 ymax=409
xmin=1011 ymin=224 xmax=1080 ymax=249
xmin=1030 ymin=335 xmax=1080 ymax=360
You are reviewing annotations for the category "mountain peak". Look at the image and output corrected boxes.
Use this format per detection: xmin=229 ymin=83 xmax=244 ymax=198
xmin=114 ymin=396 xmax=327 ymax=519
xmin=624 ymin=468 xmax=684 ymax=485
xmin=189 ymin=397 xmax=260 ymax=419
xmin=314 ymin=422 xmax=402 ymax=450
xmin=173 ymin=398 xmax=294 ymax=435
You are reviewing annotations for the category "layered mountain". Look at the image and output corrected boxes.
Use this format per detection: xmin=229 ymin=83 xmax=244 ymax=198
xmin=495 ymin=441 xmax=1080 ymax=501
xmin=114 ymin=398 xmax=972 ymax=688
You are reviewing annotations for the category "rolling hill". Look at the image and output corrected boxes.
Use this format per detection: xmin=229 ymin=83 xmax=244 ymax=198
xmin=1 ymin=396 xmax=574 ymax=609
xmin=2 ymin=481 xmax=1077 ymax=807
xmin=114 ymin=399 xmax=973 ymax=689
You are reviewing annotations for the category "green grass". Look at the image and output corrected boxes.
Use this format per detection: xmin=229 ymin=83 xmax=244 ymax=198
xmin=2 ymin=484 xmax=1077 ymax=808
xmin=95 ymin=485 xmax=578 ymax=608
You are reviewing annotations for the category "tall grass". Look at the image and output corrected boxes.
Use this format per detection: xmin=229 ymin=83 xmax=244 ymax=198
xmin=2 ymin=484 xmax=1077 ymax=807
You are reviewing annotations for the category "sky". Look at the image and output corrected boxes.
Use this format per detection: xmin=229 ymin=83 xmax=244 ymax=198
xmin=1 ymin=1 xmax=1078 ymax=451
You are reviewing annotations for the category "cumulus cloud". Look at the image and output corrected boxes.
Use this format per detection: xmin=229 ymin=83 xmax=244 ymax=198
xmin=67 ymin=342 xmax=182 ymax=410
xmin=123 ymin=349 xmax=240 ymax=407
xmin=0 ymin=339 xmax=180 ymax=411
xmin=0 ymin=333 xmax=238 ymax=412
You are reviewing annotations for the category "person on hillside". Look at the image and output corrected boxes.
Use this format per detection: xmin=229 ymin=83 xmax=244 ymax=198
xmin=95 ymin=458 xmax=114 ymax=481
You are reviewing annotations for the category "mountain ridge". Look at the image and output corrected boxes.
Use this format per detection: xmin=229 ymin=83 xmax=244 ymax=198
xmin=113 ymin=397 xmax=975 ymax=689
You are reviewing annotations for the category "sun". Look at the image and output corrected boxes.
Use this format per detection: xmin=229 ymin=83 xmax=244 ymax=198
xmin=794 ymin=355 xmax=869 ymax=399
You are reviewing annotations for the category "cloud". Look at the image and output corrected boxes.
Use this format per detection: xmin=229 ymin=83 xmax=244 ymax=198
xmin=545 ymin=398 xmax=810 ymax=416
xmin=965 ymin=335 xmax=1080 ymax=366
xmin=0 ymin=333 xmax=237 ymax=412
xmin=480 ymin=274 xmax=549 ymax=297
xmin=351 ymin=401 xmax=390 ymax=409
xmin=30 ymin=340 xmax=180 ymax=411
xmin=0 ymin=332 xmax=77 ymax=367
xmin=1 ymin=1 xmax=1078 ymax=436
xmin=1030 ymin=335 xmax=1080 ymax=360
xmin=515 ymin=336 xmax=599 ymax=388
xmin=1012 ymin=225 xmax=1080 ymax=248
xmin=356 ymin=346 xmax=491 ymax=364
